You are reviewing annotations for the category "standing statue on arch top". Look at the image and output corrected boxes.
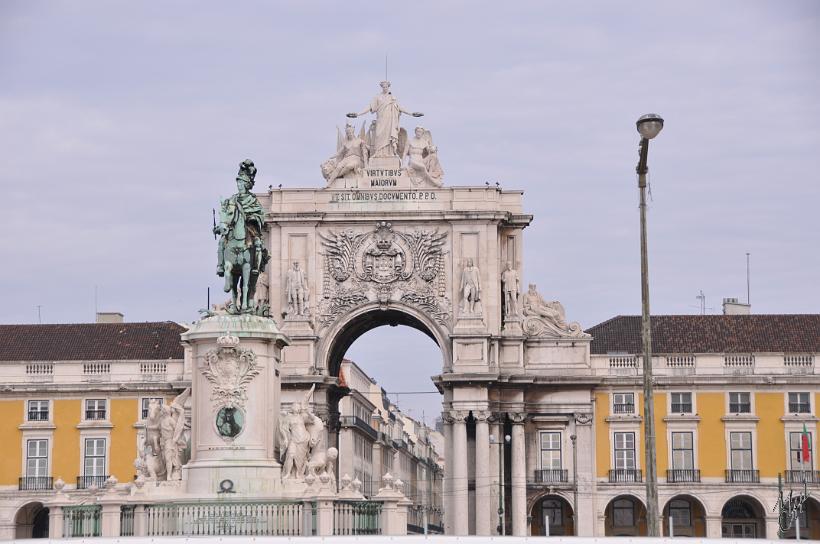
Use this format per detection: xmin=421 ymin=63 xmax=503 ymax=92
xmin=213 ymin=159 xmax=270 ymax=315
xmin=347 ymin=81 xmax=423 ymax=158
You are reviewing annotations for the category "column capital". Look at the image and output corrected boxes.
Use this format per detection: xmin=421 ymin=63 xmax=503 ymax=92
xmin=508 ymin=411 xmax=527 ymax=424
xmin=449 ymin=409 xmax=469 ymax=423
xmin=574 ymin=412 xmax=593 ymax=425
xmin=473 ymin=410 xmax=493 ymax=423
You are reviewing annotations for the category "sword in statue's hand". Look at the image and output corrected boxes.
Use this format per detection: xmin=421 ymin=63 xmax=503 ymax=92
xmin=212 ymin=208 xmax=217 ymax=240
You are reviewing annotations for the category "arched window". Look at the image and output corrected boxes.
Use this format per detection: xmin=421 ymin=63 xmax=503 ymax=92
xmin=614 ymin=498 xmax=635 ymax=527
xmin=669 ymin=499 xmax=692 ymax=527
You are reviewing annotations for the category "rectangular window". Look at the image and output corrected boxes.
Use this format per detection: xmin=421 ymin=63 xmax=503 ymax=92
xmin=729 ymin=432 xmax=753 ymax=470
xmin=729 ymin=392 xmax=751 ymax=414
xmin=84 ymin=438 xmax=106 ymax=476
xmin=27 ymin=400 xmax=49 ymax=421
xmin=539 ymin=432 xmax=562 ymax=469
xmin=789 ymin=431 xmax=813 ymax=470
xmin=613 ymin=393 xmax=635 ymax=414
xmin=26 ymin=439 xmax=48 ymax=477
xmin=669 ymin=499 xmax=692 ymax=527
xmin=788 ymin=392 xmax=811 ymax=414
xmin=670 ymin=392 xmax=693 ymax=414
xmin=614 ymin=432 xmax=636 ymax=469
xmin=141 ymin=398 xmax=163 ymax=419
xmin=613 ymin=498 xmax=635 ymax=527
xmin=671 ymin=432 xmax=694 ymax=470
xmin=85 ymin=399 xmax=107 ymax=420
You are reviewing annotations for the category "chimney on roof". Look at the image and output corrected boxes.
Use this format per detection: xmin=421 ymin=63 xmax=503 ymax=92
xmin=96 ymin=312 xmax=124 ymax=323
xmin=722 ymin=297 xmax=750 ymax=315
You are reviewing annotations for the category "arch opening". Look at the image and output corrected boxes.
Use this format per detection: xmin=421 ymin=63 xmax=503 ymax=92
xmin=721 ymin=495 xmax=766 ymax=539
xmin=530 ymin=494 xmax=574 ymax=536
xmin=604 ymin=495 xmax=647 ymax=537
xmin=15 ymin=502 xmax=49 ymax=539
xmin=662 ymin=494 xmax=707 ymax=537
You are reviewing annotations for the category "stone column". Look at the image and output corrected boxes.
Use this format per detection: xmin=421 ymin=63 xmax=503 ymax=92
xmin=451 ymin=410 xmax=469 ymax=535
xmin=315 ymin=499 xmax=335 ymax=536
xmin=510 ymin=412 xmax=527 ymax=536
xmin=47 ymin=505 xmax=63 ymax=539
xmin=706 ymin=515 xmax=722 ymax=539
xmin=474 ymin=410 xmax=492 ymax=535
xmin=100 ymin=501 xmax=122 ymax=537
xmin=133 ymin=505 xmax=147 ymax=537
xmin=442 ymin=412 xmax=454 ymax=534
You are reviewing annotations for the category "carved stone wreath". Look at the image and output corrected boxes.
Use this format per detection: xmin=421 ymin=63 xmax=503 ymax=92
xmin=318 ymin=222 xmax=450 ymax=328
xmin=201 ymin=334 xmax=261 ymax=409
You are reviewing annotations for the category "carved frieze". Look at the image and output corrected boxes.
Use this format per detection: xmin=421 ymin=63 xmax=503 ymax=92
xmin=318 ymin=221 xmax=450 ymax=327
xmin=201 ymin=334 xmax=261 ymax=409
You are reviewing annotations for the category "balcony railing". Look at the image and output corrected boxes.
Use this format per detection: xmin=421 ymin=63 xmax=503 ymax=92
xmin=339 ymin=416 xmax=378 ymax=441
xmin=19 ymin=476 xmax=53 ymax=490
xmin=787 ymin=403 xmax=811 ymax=414
xmin=725 ymin=469 xmax=759 ymax=483
xmin=609 ymin=469 xmax=642 ymax=483
xmin=613 ymin=403 xmax=635 ymax=414
xmin=534 ymin=469 xmax=568 ymax=483
xmin=666 ymin=469 xmax=701 ymax=483
xmin=785 ymin=470 xmax=820 ymax=484
xmin=85 ymin=410 xmax=107 ymax=420
xmin=77 ymin=475 xmax=109 ymax=489
xmin=27 ymin=410 xmax=49 ymax=421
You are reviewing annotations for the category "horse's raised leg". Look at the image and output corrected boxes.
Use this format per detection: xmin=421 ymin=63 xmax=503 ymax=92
xmin=223 ymin=261 xmax=233 ymax=293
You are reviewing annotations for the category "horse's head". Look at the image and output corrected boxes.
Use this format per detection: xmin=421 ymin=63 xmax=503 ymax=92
xmin=146 ymin=399 xmax=162 ymax=422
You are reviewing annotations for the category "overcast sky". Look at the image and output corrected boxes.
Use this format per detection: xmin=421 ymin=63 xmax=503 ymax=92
xmin=2 ymin=1 xmax=818 ymax=420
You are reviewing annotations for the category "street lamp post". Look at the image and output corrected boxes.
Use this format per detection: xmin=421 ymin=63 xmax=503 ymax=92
xmin=635 ymin=113 xmax=664 ymax=537
xmin=489 ymin=433 xmax=511 ymax=535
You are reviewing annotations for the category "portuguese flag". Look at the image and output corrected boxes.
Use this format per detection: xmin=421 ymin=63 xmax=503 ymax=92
xmin=801 ymin=423 xmax=812 ymax=464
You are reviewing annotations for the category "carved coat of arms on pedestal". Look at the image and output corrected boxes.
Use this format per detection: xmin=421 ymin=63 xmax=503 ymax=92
xmin=201 ymin=333 xmax=261 ymax=409
xmin=318 ymin=222 xmax=449 ymax=327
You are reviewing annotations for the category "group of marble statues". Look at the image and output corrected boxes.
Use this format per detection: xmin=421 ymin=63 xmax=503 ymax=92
xmin=279 ymin=385 xmax=337 ymax=483
xmin=458 ymin=259 xmax=576 ymax=335
xmin=135 ymin=389 xmax=191 ymax=482
xmin=321 ymin=81 xmax=444 ymax=186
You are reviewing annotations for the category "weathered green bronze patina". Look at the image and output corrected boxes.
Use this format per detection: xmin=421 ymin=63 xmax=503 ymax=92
xmin=213 ymin=159 xmax=269 ymax=315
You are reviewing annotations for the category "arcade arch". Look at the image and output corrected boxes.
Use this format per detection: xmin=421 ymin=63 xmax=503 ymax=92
xmin=662 ymin=494 xmax=707 ymax=537
xmin=721 ymin=495 xmax=766 ymax=539
xmin=604 ymin=494 xmax=647 ymax=537
xmin=14 ymin=502 xmax=49 ymax=539
xmin=529 ymin=493 xmax=574 ymax=536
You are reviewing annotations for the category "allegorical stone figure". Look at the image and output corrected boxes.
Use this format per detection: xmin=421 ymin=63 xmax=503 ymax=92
xmin=460 ymin=258 xmax=481 ymax=314
xmin=279 ymin=386 xmax=325 ymax=481
xmin=213 ymin=160 xmax=269 ymax=314
xmin=404 ymin=126 xmax=444 ymax=187
xmin=522 ymin=283 xmax=567 ymax=328
xmin=501 ymin=261 xmax=520 ymax=318
xmin=136 ymin=388 xmax=190 ymax=482
xmin=286 ymin=261 xmax=309 ymax=316
xmin=347 ymin=81 xmax=423 ymax=158
xmin=321 ymin=123 xmax=369 ymax=184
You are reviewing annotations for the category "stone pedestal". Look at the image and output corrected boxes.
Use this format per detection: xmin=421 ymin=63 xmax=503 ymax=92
xmin=181 ymin=314 xmax=289 ymax=496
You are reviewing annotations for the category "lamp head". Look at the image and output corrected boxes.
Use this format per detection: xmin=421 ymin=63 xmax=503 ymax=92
xmin=636 ymin=113 xmax=664 ymax=140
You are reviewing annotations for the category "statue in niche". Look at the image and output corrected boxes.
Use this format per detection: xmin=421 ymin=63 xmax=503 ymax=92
xmin=460 ymin=258 xmax=481 ymax=315
xmin=321 ymin=123 xmax=369 ymax=184
xmin=347 ymin=81 xmax=423 ymax=158
xmin=404 ymin=126 xmax=444 ymax=187
xmin=522 ymin=283 xmax=566 ymax=327
xmin=213 ymin=159 xmax=269 ymax=314
xmin=501 ymin=261 xmax=520 ymax=318
xmin=285 ymin=261 xmax=309 ymax=317
xmin=279 ymin=385 xmax=326 ymax=481
xmin=136 ymin=388 xmax=190 ymax=482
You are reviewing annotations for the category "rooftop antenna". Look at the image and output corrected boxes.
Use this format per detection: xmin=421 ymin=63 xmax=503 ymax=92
xmin=746 ymin=252 xmax=751 ymax=304
xmin=94 ymin=284 xmax=98 ymax=318
xmin=36 ymin=305 xmax=42 ymax=324
xmin=696 ymin=290 xmax=706 ymax=315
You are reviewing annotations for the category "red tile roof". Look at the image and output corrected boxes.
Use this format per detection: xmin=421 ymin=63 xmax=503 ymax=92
xmin=586 ymin=315 xmax=820 ymax=355
xmin=0 ymin=322 xmax=186 ymax=361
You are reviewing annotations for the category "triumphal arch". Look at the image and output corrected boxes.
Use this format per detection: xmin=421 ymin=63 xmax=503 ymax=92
xmin=256 ymin=81 xmax=594 ymax=536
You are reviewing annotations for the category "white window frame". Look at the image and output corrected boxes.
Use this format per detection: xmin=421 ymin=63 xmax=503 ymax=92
xmin=20 ymin=431 xmax=54 ymax=481
xmin=670 ymin=431 xmax=695 ymax=471
xmin=613 ymin=431 xmax=637 ymax=470
xmin=611 ymin=391 xmax=636 ymax=415
xmin=538 ymin=431 xmax=562 ymax=470
xmin=726 ymin=391 xmax=753 ymax=415
xmin=786 ymin=392 xmax=813 ymax=415
xmin=25 ymin=438 xmax=49 ymax=477
xmin=82 ymin=436 xmax=108 ymax=478
xmin=728 ymin=431 xmax=754 ymax=471
xmin=669 ymin=391 xmax=695 ymax=415
xmin=83 ymin=398 xmax=108 ymax=421
xmin=27 ymin=400 xmax=50 ymax=422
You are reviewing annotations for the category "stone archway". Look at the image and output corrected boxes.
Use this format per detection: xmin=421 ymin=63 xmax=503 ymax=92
xmin=530 ymin=494 xmax=574 ymax=536
xmin=318 ymin=303 xmax=450 ymax=378
xmin=604 ymin=494 xmax=647 ymax=537
xmin=662 ymin=494 xmax=707 ymax=537
xmin=14 ymin=502 xmax=49 ymax=539
xmin=721 ymin=495 xmax=767 ymax=539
